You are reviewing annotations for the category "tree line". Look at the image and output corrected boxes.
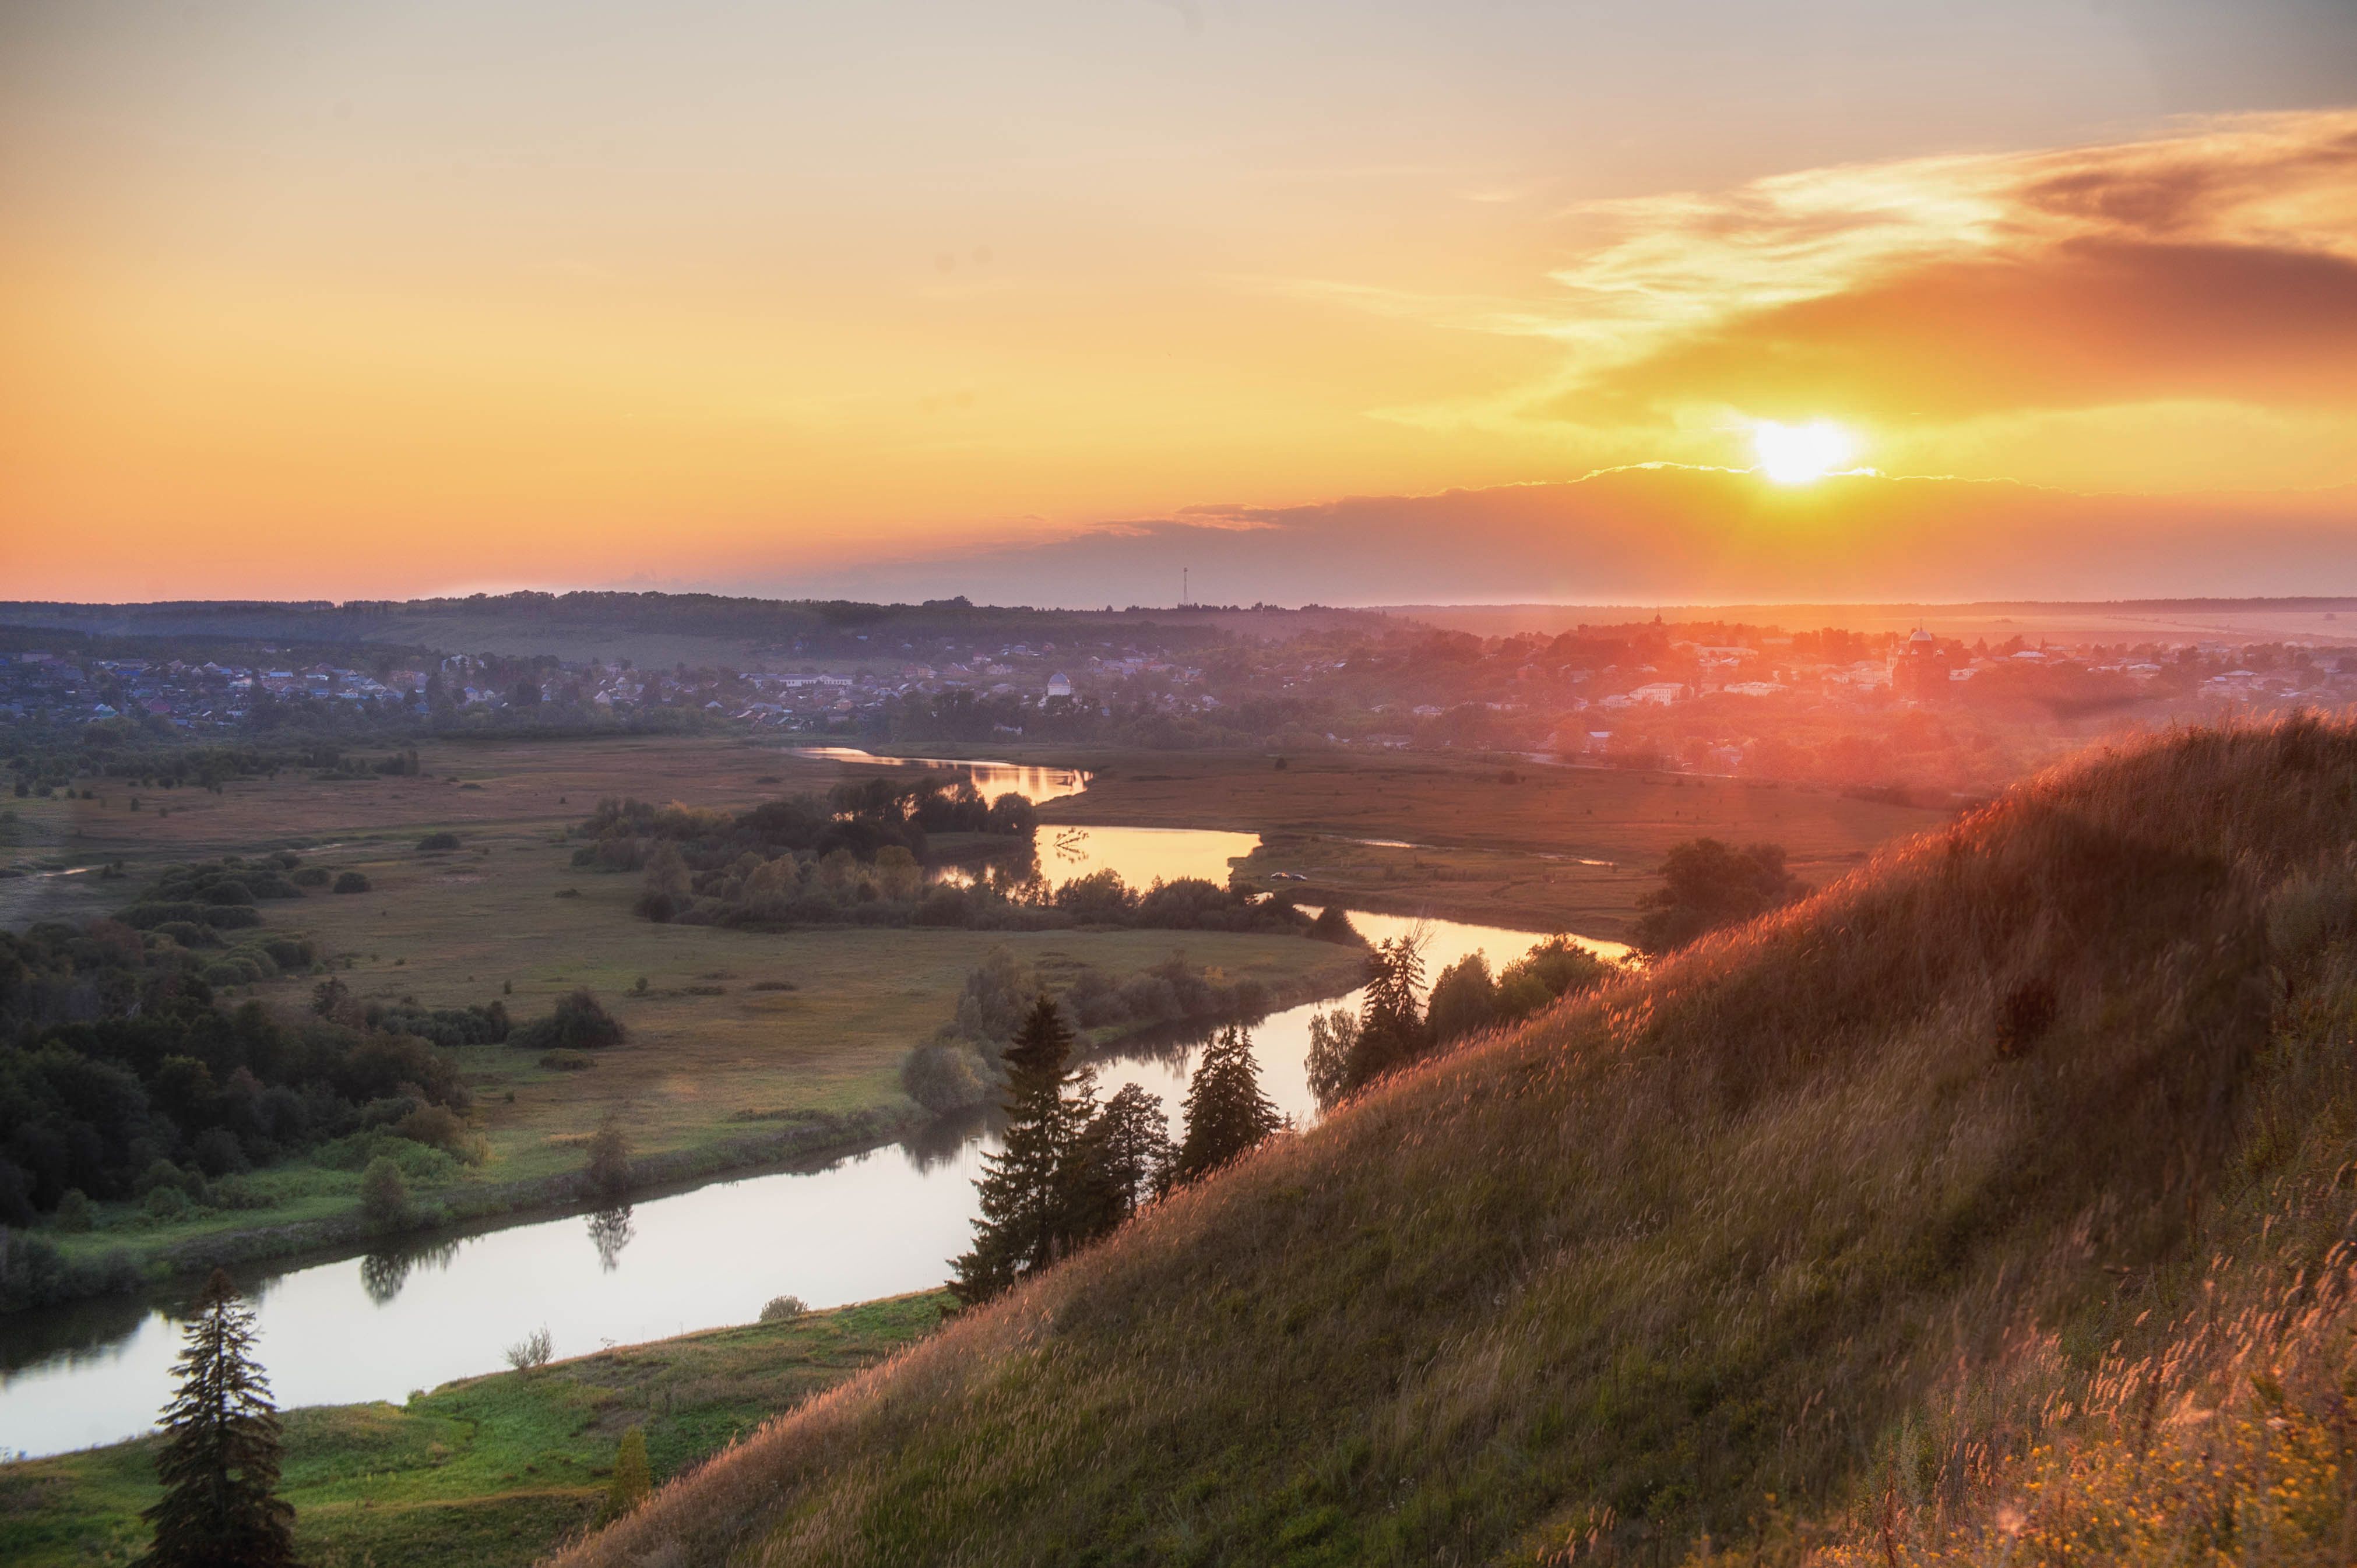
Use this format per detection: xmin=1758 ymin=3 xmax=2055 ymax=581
xmin=951 ymin=996 xmax=1282 ymax=1304
xmin=1306 ymin=931 xmax=1621 ymax=1108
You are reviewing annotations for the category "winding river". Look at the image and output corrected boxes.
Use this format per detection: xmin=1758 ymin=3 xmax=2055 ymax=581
xmin=0 ymin=754 xmax=1624 ymax=1459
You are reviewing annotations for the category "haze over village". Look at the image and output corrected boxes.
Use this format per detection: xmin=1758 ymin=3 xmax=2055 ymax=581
xmin=8 ymin=3 xmax=2357 ymax=1566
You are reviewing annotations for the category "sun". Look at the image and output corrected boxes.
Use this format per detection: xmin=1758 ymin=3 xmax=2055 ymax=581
xmin=1751 ymin=420 xmax=1859 ymax=484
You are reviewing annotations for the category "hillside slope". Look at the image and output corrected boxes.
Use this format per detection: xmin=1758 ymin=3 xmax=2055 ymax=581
xmin=560 ymin=720 xmax=2357 ymax=1567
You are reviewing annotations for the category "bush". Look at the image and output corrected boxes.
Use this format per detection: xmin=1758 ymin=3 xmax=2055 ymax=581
xmin=0 ymin=1230 xmax=140 ymax=1312
xmin=291 ymin=866 xmax=330 ymax=887
xmin=416 ymin=831 xmax=463 ymax=852
xmin=154 ymin=919 xmax=220 ymax=949
xmin=512 ymin=988 xmax=626 ymax=1051
xmin=759 ymin=1294 xmax=808 ymax=1322
xmin=585 ymin=1119 xmax=630 ymax=1198
xmin=598 ymin=1425 xmax=652 ymax=1525
xmin=539 ymin=1049 xmax=595 ymax=1071
xmin=901 ymin=1042 xmax=992 ymax=1113
xmin=358 ymin=1155 xmax=413 ymax=1231
xmin=333 ymin=871 xmax=372 ymax=894
xmin=504 ymin=1324 xmax=553 ymax=1373
xmin=145 ymin=1184 xmax=190 ymax=1220
xmin=52 ymin=1188 xmax=93 ymax=1232
xmin=314 ymin=1130 xmax=460 ymax=1182
xmin=395 ymin=1104 xmax=487 ymax=1164
xmin=1308 ymin=905 xmax=1362 ymax=945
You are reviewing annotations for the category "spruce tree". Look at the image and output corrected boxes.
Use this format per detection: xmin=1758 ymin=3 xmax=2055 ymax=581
xmin=1342 ymin=933 xmax=1431 ymax=1093
xmin=138 ymin=1268 xmax=297 ymax=1568
xmin=1172 ymin=1026 xmax=1282 ymax=1184
xmin=951 ymin=993 xmax=1090 ymax=1304
xmin=1064 ymin=1081 xmax=1173 ymax=1241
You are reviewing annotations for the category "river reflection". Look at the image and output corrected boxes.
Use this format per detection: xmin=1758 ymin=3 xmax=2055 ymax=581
xmin=0 ymin=830 xmax=1623 ymax=1458
xmin=787 ymin=748 xmax=1087 ymax=805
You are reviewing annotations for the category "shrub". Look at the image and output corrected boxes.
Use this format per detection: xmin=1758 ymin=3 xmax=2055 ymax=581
xmin=258 ymin=936 xmax=315 ymax=968
xmin=539 ymin=1049 xmax=595 ymax=1071
xmin=358 ymin=1155 xmax=412 ymax=1231
xmin=395 ymin=1105 xmax=487 ymax=1164
xmin=291 ymin=866 xmax=330 ymax=887
xmin=901 ymin=1042 xmax=992 ymax=1113
xmin=0 ymin=1230 xmax=140 ymax=1312
xmin=585 ymin=1120 xmax=630 ymax=1199
xmin=416 ymin=831 xmax=463 ymax=852
xmin=512 ymin=988 xmax=626 ymax=1051
xmin=759 ymin=1294 xmax=808 ymax=1322
xmin=52 ymin=1188 xmax=93 ymax=1232
xmin=1308 ymin=905 xmax=1362 ymax=945
xmin=145 ymin=1184 xmax=191 ymax=1220
xmin=504 ymin=1324 xmax=553 ymax=1373
xmin=333 ymin=871 xmax=372 ymax=894
xmin=598 ymin=1426 xmax=652 ymax=1525
xmin=154 ymin=919 xmax=220 ymax=949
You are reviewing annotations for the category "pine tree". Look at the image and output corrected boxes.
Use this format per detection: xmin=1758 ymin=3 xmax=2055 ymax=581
xmin=1172 ymin=1026 xmax=1282 ymax=1185
xmin=950 ymin=993 xmax=1090 ymax=1304
xmin=1064 ymin=1081 xmax=1173 ymax=1241
xmin=1342 ymin=933 xmax=1431 ymax=1094
xmin=138 ymin=1269 xmax=297 ymax=1568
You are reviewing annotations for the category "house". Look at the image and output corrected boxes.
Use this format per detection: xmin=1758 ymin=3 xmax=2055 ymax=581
xmin=1630 ymin=682 xmax=1684 ymax=706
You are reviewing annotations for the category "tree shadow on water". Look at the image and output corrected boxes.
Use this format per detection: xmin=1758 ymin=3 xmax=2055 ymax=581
xmin=587 ymin=1204 xmax=635 ymax=1271
xmin=359 ymin=1238 xmax=461 ymax=1305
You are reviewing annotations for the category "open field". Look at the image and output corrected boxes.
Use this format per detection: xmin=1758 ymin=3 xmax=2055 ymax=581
xmin=0 ymin=1291 xmax=950 ymax=1568
xmin=1029 ymin=748 xmax=1947 ymax=934
xmin=6 ymin=737 xmax=1364 ymax=1281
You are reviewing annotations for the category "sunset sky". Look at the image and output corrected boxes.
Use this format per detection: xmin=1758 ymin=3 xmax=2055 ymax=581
xmin=5 ymin=2 xmax=2356 ymax=604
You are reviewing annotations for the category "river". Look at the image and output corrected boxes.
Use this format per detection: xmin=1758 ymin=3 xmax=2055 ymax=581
xmin=0 ymin=753 xmax=1624 ymax=1459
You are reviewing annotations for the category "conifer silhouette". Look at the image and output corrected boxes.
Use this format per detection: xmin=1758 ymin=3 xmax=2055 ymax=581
xmin=951 ymin=993 xmax=1091 ymax=1303
xmin=138 ymin=1268 xmax=296 ymax=1568
xmin=1172 ymin=1025 xmax=1282 ymax=1183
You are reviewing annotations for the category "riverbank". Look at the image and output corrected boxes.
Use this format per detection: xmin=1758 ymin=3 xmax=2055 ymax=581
xmin=1018 ymin=745 xmax=1947 ymax=932
xmin=34 ymin=1103 xmax=928 ymax=1311
xmin=22 ymin=955 xmax=1363 ymax=1315
xmin=0 ymin=1291 xmax=952 ymax=1568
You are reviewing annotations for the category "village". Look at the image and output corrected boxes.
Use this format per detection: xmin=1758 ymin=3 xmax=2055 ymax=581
xmin=6 ymin=606 xmax=2355 ymax=806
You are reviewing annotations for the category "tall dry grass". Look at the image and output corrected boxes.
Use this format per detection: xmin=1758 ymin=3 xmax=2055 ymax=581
xmin=551 ymin=718 xmax=2357 ymax=1568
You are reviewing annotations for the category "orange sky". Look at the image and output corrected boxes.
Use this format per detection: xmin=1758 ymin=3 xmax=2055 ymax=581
xmin=3 ymin=3 xmax=2355 ymax=603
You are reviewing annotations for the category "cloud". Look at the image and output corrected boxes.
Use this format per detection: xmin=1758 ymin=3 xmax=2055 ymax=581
xmin=1535 ymin=109 xmax=2357 ymax=427
xmin=785 ymin=465 xmax=2357 ymax=608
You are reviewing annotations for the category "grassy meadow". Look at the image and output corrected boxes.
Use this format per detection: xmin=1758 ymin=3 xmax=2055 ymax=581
xmin=0 ymin=1292 xmax=950 ymax=1568
xmin=552 ymin=720 xmax=2357 ymax=1567
xmin=5 ymin=737 xmax=1364 ymax=1280
xmin=1033 ymin=748 xmax=1945 ymax=933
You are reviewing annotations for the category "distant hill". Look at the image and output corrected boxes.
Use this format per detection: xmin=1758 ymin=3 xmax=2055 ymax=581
xmin=557 ymin=718 xmax=2357 ymax=1565
xmin=0 ymin=593 xmax=1394 ymax=667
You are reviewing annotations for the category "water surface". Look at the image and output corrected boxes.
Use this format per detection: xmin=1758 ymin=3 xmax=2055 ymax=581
xmin=0 ymin=826 xmax=1621 ymax=1458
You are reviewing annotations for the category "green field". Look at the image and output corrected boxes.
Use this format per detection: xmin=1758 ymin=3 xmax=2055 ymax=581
xmin=9 ymin=737 xmax=1365 ymax=1282
xmin=0 ymin=1292 xmax=949 ymax=1568
xmin=1029 ymin=747 xmax=1947 ymax=933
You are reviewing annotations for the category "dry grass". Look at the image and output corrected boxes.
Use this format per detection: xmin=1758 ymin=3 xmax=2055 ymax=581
xmin=547 ymin=718 xmax=2357 ymax=1567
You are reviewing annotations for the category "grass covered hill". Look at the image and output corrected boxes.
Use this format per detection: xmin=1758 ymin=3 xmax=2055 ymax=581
xmin=560 ymin=719 xmax=2357 ymax=1567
